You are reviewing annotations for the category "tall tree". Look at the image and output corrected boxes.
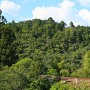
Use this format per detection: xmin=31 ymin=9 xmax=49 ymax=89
xmin=60 ymin=21 xmax=66 ymax=30
xmin=0 ymin=10 xmax=7 ymax=26
xmin=70 ymin=21 xmax=75 ymax=28
xmin=0 ymin=26 xmax=18 ymax=66
xmin=83 ymin=51 xmax=90 ymax=69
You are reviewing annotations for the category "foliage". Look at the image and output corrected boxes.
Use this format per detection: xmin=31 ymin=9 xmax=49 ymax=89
xmin=0 ymin=10 xmax=7 ymax=26
xmin=0 ymin=16 xmax=90 ymax=89
xmin=0 ymin=26 xmax=18 ymax=66
xmin=72 ymin=50 xmax=90 ymax=78
xmin=50 ymin=81 xmax=90 ymax=90
xmin=0 ymin=69 xmax=26 ymax=90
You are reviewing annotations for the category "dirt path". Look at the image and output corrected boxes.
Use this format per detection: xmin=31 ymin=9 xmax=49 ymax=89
xmin=61 ymin=77 xmax=90 ymax=84
xmin=61 ymin=77 xmax=90 ymax=88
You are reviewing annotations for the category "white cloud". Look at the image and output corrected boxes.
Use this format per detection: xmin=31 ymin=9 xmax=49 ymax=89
xmin=32 ymin=0 xmax=75 ymax=23
xmin=32 ymin=0 xmax=87 ymax=26
xmin=59 ymin=0 xmax=75 ymax=8
xmin=79 ymin=9 xmax=90 ymax=25
xmin=0 ymin=0 xmax=21 ymax=16
xmin=78 ymin=0 xmax=90 ymax=6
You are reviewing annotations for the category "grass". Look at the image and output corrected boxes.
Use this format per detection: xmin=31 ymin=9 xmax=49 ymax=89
xmin=50 ymin=80 xmax=90 ymax=90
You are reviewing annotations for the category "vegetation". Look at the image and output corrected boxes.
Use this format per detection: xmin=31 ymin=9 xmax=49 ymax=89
xmin=50 ymin=81 xmax=90 ymax=90
xmin=0 ymin=11 xmax=90 ymax=89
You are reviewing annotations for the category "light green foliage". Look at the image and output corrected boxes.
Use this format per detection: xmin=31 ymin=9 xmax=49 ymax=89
xmin=48 ymin=68 xmax=57 ymax=75
xmin=83 ymin=51 xmax=90 ymax=69
xmin=10 ymin=58 xmax=47 ymax=80
xmin=82 ymin=51 xmax=90 ymax=77
xmin=72 ymin=50 xmax=90 ymax=78
xmin=10 ymin=58 xmax=32 ymax=75
xmin=50 ymin=81 xmax=90 ymax=90
xmin=60 ymin=69 xmax=69 ymax=76
xmin=0 ymin=69 xmax=26 ymax=90
xmin=0 ymin=58 xmax=49 ymax=90
xmin=50 ymin=81 xmax=73 ymax=90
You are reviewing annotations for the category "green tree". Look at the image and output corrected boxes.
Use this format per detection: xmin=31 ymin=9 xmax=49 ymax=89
xmin=82 ymin=51 xmax=90 ymax=77
xmin=83 ymin=50 xmax=90 ymax=69
xmin=72 ymin=50 xmax=90 ymax=78
xmin=28 ymin=78 xmax=51 ymax=90
xmin=70 ymin=21 xmax=75 ymax=27
xmin=0 ymin=10 xmax=7 ymax=26
xmin=0 ymin=69 xmax=26 ymax=90
xmin=60 ymin=20 xmax=66 ymax=30
xmin=0 ymin=26 xmax=18 ymax=66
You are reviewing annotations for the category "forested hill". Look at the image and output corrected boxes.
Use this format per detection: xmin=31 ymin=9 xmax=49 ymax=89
xmin=0 ymin=17 xmax=90 ymax=90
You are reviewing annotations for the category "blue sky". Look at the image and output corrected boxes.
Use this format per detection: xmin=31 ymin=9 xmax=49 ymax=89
xmin=0 ymin=0 xmax=90 ymax=26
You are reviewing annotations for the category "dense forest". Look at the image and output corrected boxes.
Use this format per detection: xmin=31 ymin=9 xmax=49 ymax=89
xmin=0 ymin=11 xmax=90 ymax=90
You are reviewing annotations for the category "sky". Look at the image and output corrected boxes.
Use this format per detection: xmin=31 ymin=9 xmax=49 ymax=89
xmin=0 ymin=0 xmax=90 ymax=26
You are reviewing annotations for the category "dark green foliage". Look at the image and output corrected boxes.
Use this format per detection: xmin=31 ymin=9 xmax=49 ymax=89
xmin=1 ymin=17 xmax=90 ymax=89
xmin=70 ymin=21 xmax=75 ymax=27
xmin=0 ymin=10 xmax=7 ymax=26
xmin=3 ymin=18 xmax=90 ymax=75
xmin=0 ymin=26 xmax=18 ymax=66
xmin=28 ymin=78 xmax=51 ymax=90
xmin=59 ymin=20 xmax=66 ymax=30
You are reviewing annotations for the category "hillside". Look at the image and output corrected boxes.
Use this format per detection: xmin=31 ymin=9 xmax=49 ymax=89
xmin=0 ymin=17 xmax=90 ymax=89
